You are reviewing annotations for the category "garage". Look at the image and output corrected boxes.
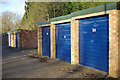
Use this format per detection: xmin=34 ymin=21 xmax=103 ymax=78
xmin=42 ymin=26 xmax=51 ymax=57
xmin=79 ymin=15 xmax=109 ymax=72
xmin=55 ymin=23 xmax=71 ymax=63
xmin=7 ymin=29 xmax=38 ymax=49
xmin=38 ymin=3 xmax=120 ymax=77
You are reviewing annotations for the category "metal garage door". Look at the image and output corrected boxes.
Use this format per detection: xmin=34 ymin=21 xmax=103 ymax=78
xmin=79 ymin=15 xmax=109 ymax=72
xmin=55 ymin=23 xmax=71 ymax=63
xmin=16 ymin=33 xmax=18 ymax=48
xmin=42 ymin=27 xmax=51 ymax=57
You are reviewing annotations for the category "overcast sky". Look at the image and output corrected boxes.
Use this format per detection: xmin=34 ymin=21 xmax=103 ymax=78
xmin=0 ymin=0 xmax=26 ymax=18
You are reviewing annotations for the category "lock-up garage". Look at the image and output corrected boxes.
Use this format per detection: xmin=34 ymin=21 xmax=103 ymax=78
xmin=38 ymin=21 xmax=51 ymax=56
xmin=38 ymin=2 xmax=120 ymax=78
xmin=7 ymin=29 xmax=38 ymax=49
xmin=79 ymin=15 xmax=109 ymax=72
xmin=55 ymin=23 xmax=71 ymax=63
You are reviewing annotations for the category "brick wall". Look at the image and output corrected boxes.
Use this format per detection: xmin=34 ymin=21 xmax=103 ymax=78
xmin=20 ymin=29 xmax=38 ymax=49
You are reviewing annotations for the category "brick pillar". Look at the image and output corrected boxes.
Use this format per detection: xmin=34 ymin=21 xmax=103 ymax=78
xmin=38 ymin=27 xmax=42 ymax=56
xmin=109 ymin=10 xmax=120 ymax=78
xmin=14 ymin=32 xmax=16 ymax=48
xmin=50 ymin=24 xmax=56 ymax=59
xmin=71 ymin=18 xmax=79 ymax=64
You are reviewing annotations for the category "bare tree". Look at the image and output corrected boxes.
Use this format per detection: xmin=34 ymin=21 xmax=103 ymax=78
xmin=2 ymin=11 xmax=21 ymax=33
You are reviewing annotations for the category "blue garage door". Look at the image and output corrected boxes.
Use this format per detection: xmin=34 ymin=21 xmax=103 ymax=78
xmin=55 ymin=23 xmax=71 ymax=63
xmin=79 ymin=15 xmax=109 ymax=72
xmin=42 ymin=26 xmax=51 ymax=57
xmin=16 ymin=33 xmax=18 ymax=48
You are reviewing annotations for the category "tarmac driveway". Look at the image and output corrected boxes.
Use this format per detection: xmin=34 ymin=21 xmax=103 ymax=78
xmin=2 ymin=46 xmax=113 ymax=79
